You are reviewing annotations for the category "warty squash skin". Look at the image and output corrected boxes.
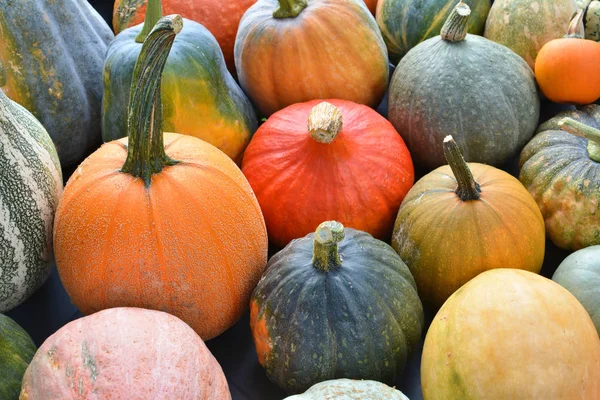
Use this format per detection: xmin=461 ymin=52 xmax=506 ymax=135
xmin=0 ymin=314 xmax=36 ymax=400
xmin=283 ymin=379 xmax=410 ymax=400
xmin=0 ymin=0 xmax=114 ymax=168
xmin=19 ymin=308 xmax=232 ymax=399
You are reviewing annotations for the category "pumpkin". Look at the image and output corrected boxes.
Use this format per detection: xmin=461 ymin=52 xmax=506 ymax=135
xmin=250 ymin=221 xmax=424 ymax=394
xmin=392 ymin=136 xmax=545 ymax=309
xmin=103 ymin=0 xmax=257 ymax=164
xmin=19 ymin=307 xmax=231 ymax=399
xmin=552 ymin=245 xmax=600 ymax=335
xmin=283 ymin=379 xmax=410 ymax=400
xmin=364 ymin=0 xmax=378 ymax=14
xmin=376 ymin=0 xmax=491 ymax=64
xmin=422 ymin=269 xmax=600 ymax=399
xmin=0 ymin=89 xmax=63 ymax=313
xmin=519 ymin=113 xmax=600 ymax=250
xmin=0 ymin=0 xmax=113 ymax=168
xmin=387 ymin=2 xmax=540 ymax=170
xmin=583 ymin=0 xmax=600 ymax=41
xmin=0 ymin=314 xmax=36 ymax=400
xmin=241 ymin=100 xmax=414 ymax=249
xmin=54 ymin=16 xmax=268 ymax=340
xmin=535 ymin=9 xmax=600 ymax=105
xmin=234 ymin=0 xmax=389 ymax=117
xmin=484 ymin=0 xmax=577 ymax=70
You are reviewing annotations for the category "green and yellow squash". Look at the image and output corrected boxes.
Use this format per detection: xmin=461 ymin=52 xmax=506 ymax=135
xmin=0 ymin=314 xmax=36 ymax=399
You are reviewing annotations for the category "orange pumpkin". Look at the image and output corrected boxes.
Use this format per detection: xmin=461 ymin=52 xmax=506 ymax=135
xmin=53 ymin=16 xmax=268 ymax=340
xmin=364 ymin=0 xmax=378 ymax=14
xmin=535 ymin=8 xmax=600 ymax=104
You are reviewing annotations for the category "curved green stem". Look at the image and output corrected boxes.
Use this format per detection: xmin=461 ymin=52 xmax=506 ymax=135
xmin=312 ymin=221 xmax=345 ymax=272
xmin=135 ymin=0 xmax=164 ymax=43
xmin=121 ymin=15 xmax=182 ymax=186
xmin=441 ymin=1 xmax=471 ymax=42
xmin=558 ymin=118 xmax=600 ymax=162
xmin=443 ymin=135 xmax=481 ymax=201
xmin=308 ymin=102 xmax=343 ymax=144
xmin=273 ymin=0 xmax=307 ymax=18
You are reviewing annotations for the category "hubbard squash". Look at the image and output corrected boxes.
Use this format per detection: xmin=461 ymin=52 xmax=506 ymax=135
xmin=0 ymin=314 xmax=36 ymax=400
xmin=251 ymin=221 xmax=424 ymax=394
xmin=54 ymin=16 xmax=268 ymax=340
xmin=283 ymin=379 xmax=410 ymax=400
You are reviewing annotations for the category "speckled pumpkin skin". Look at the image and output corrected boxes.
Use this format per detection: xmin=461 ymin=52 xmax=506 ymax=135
xmin=0 ymin=314 xmax=36 ymax=400
xmin=250 ymin=228 xmax=424 ymax=394
xmin=19 ymin=308 xmax=231 ymax=399
xmin=0 ymin=0 xmax=114 ymax=168
xmin=283 ymin=378 xmax=410 ymax=400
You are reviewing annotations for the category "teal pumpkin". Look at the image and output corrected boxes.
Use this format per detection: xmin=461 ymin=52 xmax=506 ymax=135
xmin=0 ymin=314 xmax=37 ymax=399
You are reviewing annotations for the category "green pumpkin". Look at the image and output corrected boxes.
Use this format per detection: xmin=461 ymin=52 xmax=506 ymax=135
xmin=283 ymin=379 xmax=410 ymax=400
xmin=102 ymin=0 xmax=257 ymax=163
xmin=376 ymin=0 xmax=491 ymax=64
xmin=519 ymin=106 xmax=600 ymax=250
xmin=0 ymin=314 xmax=36 ymax=399
xmin=387 ymin=2 xmax=540 ymax=170
xmin=250 ymin=221 xmax=424 ymax=394
xmin=0 ymin=0 xmax=114 ymax=168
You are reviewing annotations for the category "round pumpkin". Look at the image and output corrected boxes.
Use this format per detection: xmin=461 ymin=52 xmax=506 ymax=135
xmin=387 ymin=2 xmax=540 ymax=170
xmin=251 ymin=221 xmax=424 ymax=394
xmin=54 ymin=16 xmax=268 ymax=340
xmin=241 ymin=100 xmax=414 ymax=249
xmin=234 ymin=0 xmax=389 ymax=117
xmin=484 ymin=0 xmax=577 ymax=70
xmin=283 ymin=379 xmax=410 ymax=400
xmin=20 ymin=307 xmax=231 ymax=399
xmin=1 ymin=314 xmax=36 ymax=400
xmin=376 ymin=0 xmax=491 ymax=64
xmin=392 ymin=136 xmax=545 ymax=309
xmin=422 ymin=269 xmax=600 ymax=399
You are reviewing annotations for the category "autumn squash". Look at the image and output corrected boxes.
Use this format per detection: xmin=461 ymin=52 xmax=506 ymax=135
xmin=54 ymin=16 xmax=268 ymax=340
xmin=1 ymin=314 xmax=36 ymax=400
xmin=234 ymin=0 xmax=389 ymax=117
xmin=283 ymin=379 xmax=410 ymax=400
xmin=241 ymin=100 xmax=414 ymax=249
xmin=0 ymin=89 xmax=63 ymax=313
xmin=387 ymin=2 xmax=540 ymax=170
xmin=519 ymin=112 xmax=600 ymax=250
xmin=20 ymin=307 xmax=231 ymax=399
xmin=251 ymin=221 xmax=424 ymax=394
xmin=535 ymin=9 xmax=600 ymax=105
xmin=364 ymin=0 xmax=378 ymax=15
xmin=484 ymin=0 xmax=577 ymax=70
xmin=582 ymin=0 xmax=600 ymax=41
xmin=392 ymin=136 xmax=545 ymax=309
xmin=0 ymin=0 xmax=113 ymax=168
xmin=103 ymin=0 xmax=257 ymax=164
xmin=376 ymin=0 xmax=491 ymax=64
xmin=422 ymin=269 xmax=600 ymax=399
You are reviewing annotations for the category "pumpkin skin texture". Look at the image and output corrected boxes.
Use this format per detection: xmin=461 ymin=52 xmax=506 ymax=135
xmin=387 ymin=3 xmax=540 ymax=170
xmin=376 ymin=0 xmax=491 ymax=64
xmin=0 ymin=0 xmax=114 ymax=168
xmin=0 ymin=314 xmax=36 ymax=400
xmin=235 ymin=0 xmax=389 ymax=117
xmin=19 ymin=307 xmax=231 ymax=399
xmin=0 ymin=90 xmax=63 ymax=313
xmin=421 ymin=269 xmax=600 ymax=399
xmin=250 ymin=221 xmax=424 ymax=394
xmin=241 ymin=100 xmax=415 ymax=249
xmin=283 ymin=378 xmax=410 ymax=400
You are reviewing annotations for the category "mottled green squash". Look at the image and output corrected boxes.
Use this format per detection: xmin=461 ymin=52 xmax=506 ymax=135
xmin=283 ymin=379 xmax=410 ymax=400
xmin=0 ymin=314 xmax=36 ymax=400
xmin=579 ymin=0 xmax=600 ymax=41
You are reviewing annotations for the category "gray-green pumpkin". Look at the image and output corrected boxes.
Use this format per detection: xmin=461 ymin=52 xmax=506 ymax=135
xmin=388 ymin=2 xmax=540 ymax=170
xmin=0 ymin=314 xmax=36 ymax=399
xmin=283 ymin=378 xmax=410 ymax=400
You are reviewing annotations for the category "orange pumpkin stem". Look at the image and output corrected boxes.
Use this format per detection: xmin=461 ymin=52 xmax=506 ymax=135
xmin=443 ymin=135 xmax=481 ymax=201
xmin=308 ymin=102 xmax=343 ymax=144
xmin=273 ymin=0 xmax=308 ymax=18
xmin=557 ymin=118 xmax=600 ymax=162
xmin=312 ymin=221 xmax=345 ymax=272
xmin=441 ymin=1 xmax=471 ymax=42
xmin=135 ymin=0 xmax=164 ymax=43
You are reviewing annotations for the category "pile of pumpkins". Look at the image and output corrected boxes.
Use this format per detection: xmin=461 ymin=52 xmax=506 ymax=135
xmin=1 ymin=0 xmax=600 ymax=398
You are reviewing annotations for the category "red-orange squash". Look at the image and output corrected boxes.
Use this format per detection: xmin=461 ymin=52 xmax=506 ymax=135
xmin=241 ymin=100 xmax=414 ymax=249
xmin=364 ymin=0 xmax=378 ymax=14
xmin=53 ymin=16 xmax=268 ymax=340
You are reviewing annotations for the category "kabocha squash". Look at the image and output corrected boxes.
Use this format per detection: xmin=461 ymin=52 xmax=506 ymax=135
xmin=1 ymin=314 xmax=36 ymax=400
xmin=387 ymin=2 xmax=540 ymax=170
xmin=20 ymin=308 xmax=231 ymax=399
xmin=484 ymin=0 xmax=577 ymax=70
xmin=0 ymin=0 xmax=113 ymax=168
xmin=376 ymin=0 xmax=491 ymax=64
xmin=0 ymin=89 xmax=63 ymax=313
xmin=54 ymin=16 xmax=268 ymax=340
xmin=235 ymin=0 xmax=389 ymax=117
xmin=241 ymin=100 xmax=414 ymax=249
xmin=392 ymin=136 xmax=545 ymax=309
xmin=422 ymin=269 xmax=600 ymax=399
xmin=103 ymin=0 xmax=257 ymax=164
xmin=519 ymin=113 xmax=600 ymax=250
xmin=283 ymin=379 xmax=410 ymax=400
xmin=250 ymin=221 xmax=424 ymax=394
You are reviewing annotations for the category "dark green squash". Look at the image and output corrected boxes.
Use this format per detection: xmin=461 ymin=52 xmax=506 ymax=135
xmin=250 ymin=221 xmax=424 ymax=394
xmin=0 ymin=314 xmax=36 ymax=399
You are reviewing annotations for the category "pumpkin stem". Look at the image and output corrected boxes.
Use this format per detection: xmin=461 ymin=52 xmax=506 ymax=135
xmin=443 ymin=135 xmax=481 ymax=201
xmin=441 ymin=1 xmax=471 ymax=42
xmin=273 ymin=0 xmax=308 ymax=18
xmin=565 ymin=8 xmax=585 ymax=38
xmin=308 ymin=102 xmax=343 ymax=144
xmin=313 ymin=221 xmax=345 ymax=272
xmin=121 ymin=15 xmax=182 ymax=187
xmin=135 ymin=0 xmax=164 ymax=43
xmin=557 ymin=118 xmax=600 ymax=162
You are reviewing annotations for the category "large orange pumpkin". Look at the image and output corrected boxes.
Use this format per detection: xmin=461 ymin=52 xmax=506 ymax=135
xmin=53 ymin=15 xmax=268 ymax=340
